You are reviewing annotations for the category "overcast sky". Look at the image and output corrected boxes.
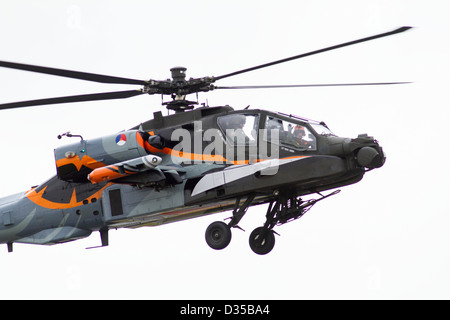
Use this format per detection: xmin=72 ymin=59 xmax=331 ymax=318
xmin=0 ymin=0 xmax=449 ymax=299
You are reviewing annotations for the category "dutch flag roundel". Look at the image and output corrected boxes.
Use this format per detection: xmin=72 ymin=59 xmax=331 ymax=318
xmin=115 ymin=133 xmax=127 ymax=146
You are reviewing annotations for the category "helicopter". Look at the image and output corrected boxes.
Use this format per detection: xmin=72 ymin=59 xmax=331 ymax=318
xmin=0 ymin=26 xmax=410 ymax=255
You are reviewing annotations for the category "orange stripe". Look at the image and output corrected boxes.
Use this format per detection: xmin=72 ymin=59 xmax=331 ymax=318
xmin=56 ymin=155 xmax=105 ymax=171
xmin=136 ymin=131 xmax=146 ymax=149
xmin=89 ymin=166 xmax=136 ymax=184
xmin=141 ymin=131 xmax=308 ymax=165
xmin=143 ymin=142 xmax=248 ymax=165
xmin=26 ymin=183 xmax=112 ymax=210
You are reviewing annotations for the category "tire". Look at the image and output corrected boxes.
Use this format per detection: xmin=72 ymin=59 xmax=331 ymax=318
xmin=249 ymin=227 xmax=275 ymax=255
xmin=205 ymin=221 xmax=232 ymax=250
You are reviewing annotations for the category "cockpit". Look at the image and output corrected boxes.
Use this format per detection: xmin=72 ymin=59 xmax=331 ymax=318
xmin=216 ymin=111 xmax=334 ymax=152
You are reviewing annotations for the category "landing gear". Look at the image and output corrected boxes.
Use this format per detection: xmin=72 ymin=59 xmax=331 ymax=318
xmin=205 ymin=221 xmax=232 ymax=250
xmin=205 ymin=194 xmax=255 ymax=251
xmin=249 ymin=227 xmax=275 ymax=255
xmin=204 ymin=190 xmax=341 ymax=254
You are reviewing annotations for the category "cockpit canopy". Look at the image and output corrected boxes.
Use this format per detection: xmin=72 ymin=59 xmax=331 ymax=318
xmin=216 ymin=110 xmax=334 ymax=152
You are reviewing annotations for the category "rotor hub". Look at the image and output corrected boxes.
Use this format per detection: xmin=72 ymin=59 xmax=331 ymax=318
xmin=170 ymin=66 xmax=187 ymax=83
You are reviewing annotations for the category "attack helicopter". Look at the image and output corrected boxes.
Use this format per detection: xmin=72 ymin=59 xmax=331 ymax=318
xmin=0 ymin=26 xmax=410 ymax=254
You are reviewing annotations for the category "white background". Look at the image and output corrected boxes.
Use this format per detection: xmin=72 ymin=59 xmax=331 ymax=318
xmin=0 ymin=0 xmax=448 ymax=299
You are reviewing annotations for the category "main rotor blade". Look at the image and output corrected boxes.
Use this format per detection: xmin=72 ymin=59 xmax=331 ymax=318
xmin=0 ymin=60 xmax=148 ymax=85
xmin=214 ymin=26 xmax=412 ymax=81
xmin=0 ymin=90 xmax=144 ymax=110
xmin=214 ymin=82 xmax=412 ymax=89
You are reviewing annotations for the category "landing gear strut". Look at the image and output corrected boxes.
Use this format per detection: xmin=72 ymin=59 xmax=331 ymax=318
xmin=205 ymin=194 xmax=255 ymax=251
xmin=247 ymin=190 xmax=340 ymax=254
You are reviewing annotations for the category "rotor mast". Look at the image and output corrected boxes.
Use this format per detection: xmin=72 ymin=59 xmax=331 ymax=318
xmin=162 ymin=66 xmax=200 ymax=113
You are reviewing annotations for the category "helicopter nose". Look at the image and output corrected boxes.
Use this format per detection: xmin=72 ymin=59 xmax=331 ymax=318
xmin=356 ymin=146 xmax=385 ymax=169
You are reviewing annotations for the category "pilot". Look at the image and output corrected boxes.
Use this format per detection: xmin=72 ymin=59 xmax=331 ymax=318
xmin=223 ymin=114 xmax=248 ymax=144
xmin=292 ymin=125 xmax=310 ymax=149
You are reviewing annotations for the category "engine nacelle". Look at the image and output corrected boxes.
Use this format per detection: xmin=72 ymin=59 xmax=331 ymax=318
xmin=54 ymin=130 xmax=149 ymax=182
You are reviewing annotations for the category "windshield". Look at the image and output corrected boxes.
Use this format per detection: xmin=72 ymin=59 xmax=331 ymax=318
xmin=310 ymin=123 xmax=335 ymax=136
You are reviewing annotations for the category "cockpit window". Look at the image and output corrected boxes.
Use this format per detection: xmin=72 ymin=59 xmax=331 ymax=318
xmin=310 ymin=123 xmax=335 ymax=136
xmin=217 ymin=114 xmax=259 ymax=145
xmin=264 ymin=116 xmax=316 ymax=150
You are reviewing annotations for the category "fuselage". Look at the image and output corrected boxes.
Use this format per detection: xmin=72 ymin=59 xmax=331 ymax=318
xmin=0 ymin=106 xmax=385 ymax=249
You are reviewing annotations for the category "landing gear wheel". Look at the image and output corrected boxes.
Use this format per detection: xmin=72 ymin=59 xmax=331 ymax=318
xmin=249 ymin=227 xmax=275 ymax=255
xmin=205 ymin=221 xmax=232 ymax=250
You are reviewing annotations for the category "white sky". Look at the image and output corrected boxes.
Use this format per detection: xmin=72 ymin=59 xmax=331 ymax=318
xmin=0 ymin=0 xmax=449 ymax=299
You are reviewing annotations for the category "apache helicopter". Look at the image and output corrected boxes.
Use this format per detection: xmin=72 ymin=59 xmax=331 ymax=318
xmin=0 ymin=26 xmax=410 ymax=254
